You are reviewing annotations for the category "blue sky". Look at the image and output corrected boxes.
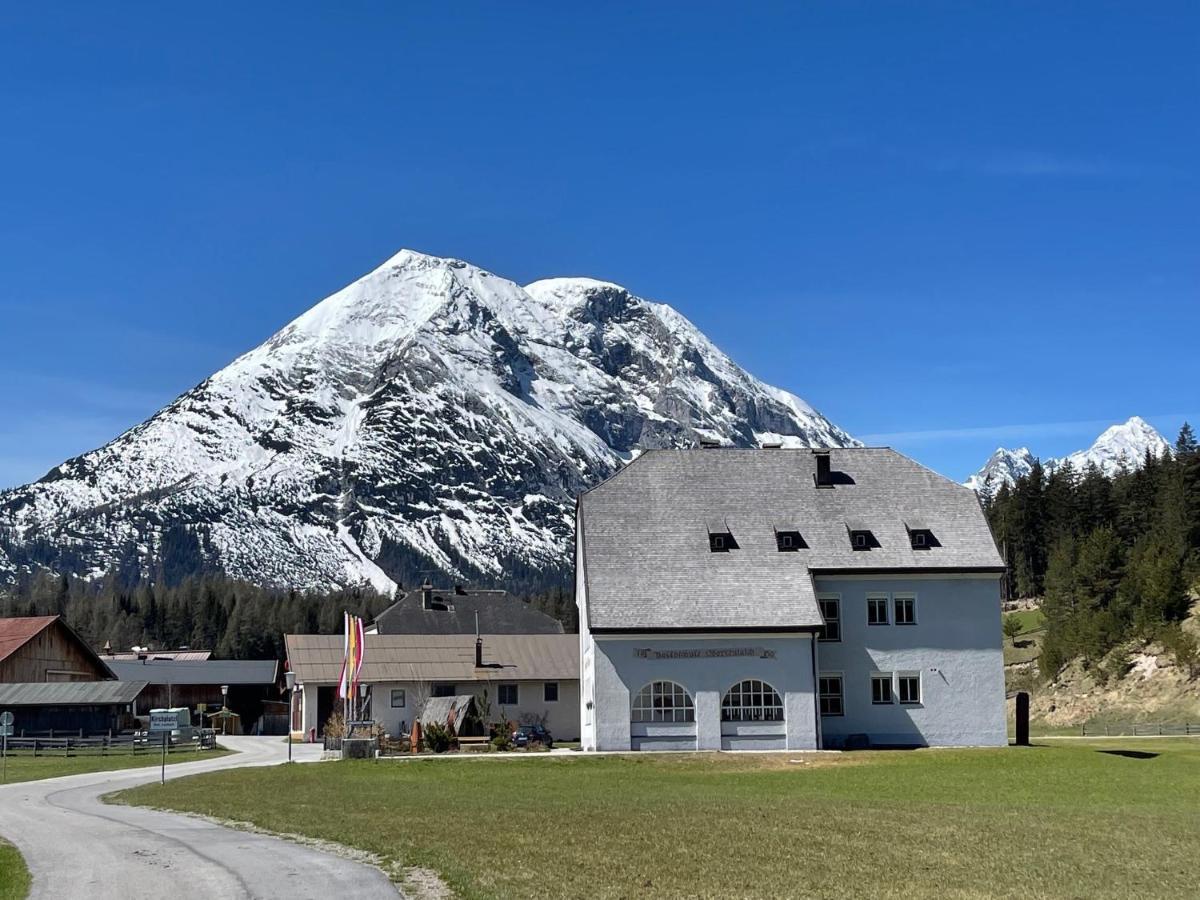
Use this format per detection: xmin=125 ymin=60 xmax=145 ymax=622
xmin=0 ymin=3 xmax=1196 ymax=489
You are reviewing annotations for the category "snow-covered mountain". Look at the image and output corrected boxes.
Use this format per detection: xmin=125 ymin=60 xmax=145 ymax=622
xmin=965 ymin=416 xmax=1171 ymax=497
xmin=0 ymin=250 xmax=857 ymax=592
xmin=963 ymin=447 xmax=1036 ymax=496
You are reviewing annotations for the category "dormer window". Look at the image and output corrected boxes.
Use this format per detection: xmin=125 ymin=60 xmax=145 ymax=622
xmin=707 ymin=518 xmax=735 ymax=552
xmin=846 ymin=521 xmax=876 ymax=551
xmin=904 ymin=520 xmax=937 ymax=550
xmin=774 ymin=524 xmax=806 ymax=552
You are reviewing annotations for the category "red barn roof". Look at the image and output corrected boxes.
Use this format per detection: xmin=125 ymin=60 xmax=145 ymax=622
xmin=0 ymin=615 xmax=115 ymax=679
xmin=0 ymin=615 xmax=59 ymax=664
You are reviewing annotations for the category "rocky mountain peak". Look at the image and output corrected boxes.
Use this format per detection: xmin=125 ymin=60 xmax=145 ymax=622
xmin=0 ymin=250 xmax=857 ymax=593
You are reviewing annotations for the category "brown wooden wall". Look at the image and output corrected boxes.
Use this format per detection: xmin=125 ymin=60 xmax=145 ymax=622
xmin=0 ymin=621 xmax=109 ymax=682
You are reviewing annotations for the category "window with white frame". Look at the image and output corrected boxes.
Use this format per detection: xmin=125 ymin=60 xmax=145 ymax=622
xmin=818 ymin=675 xmax=844 ymax=716
xmin=631 ymin=681 xmax=695 ymax=723
xmin=894 ymin=595 xmax=916 ymax=625
xmin=498 ymin=683 xmax=519 ymax=706
xmin=721 ymin=679 xmax=784 ymax=722
xmin=818 ymin=596 xmax=841 ymax=642
xmin=544 ymin=681 xmax=559 ymax=703
xmin=871 ymin=672 xmax=894 ymax=704
xmin=867 ymin=595 xmax=889 ymax=625
xmin=390 ymin=689 xmax=406 ymax=708
xmin=898 ymin=672 xmax=921 ymax=705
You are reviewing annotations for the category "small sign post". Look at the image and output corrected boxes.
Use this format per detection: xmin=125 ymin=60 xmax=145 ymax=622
xmin=0 ymin=710 xmax=13 ymax=784
xmin=148 ymin=710 xmax=176 ymax=785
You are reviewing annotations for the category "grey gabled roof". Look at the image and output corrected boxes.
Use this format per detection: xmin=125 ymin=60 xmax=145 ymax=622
xmin=285 ymin=633 xmax=578 ymax=685
xmin=372 ymin=589 xmax=564 ymax=635
xmin=105 ymin=659 xmax=278 ymax=685
xmin=578 ymin=448 xmax=1004 ymax=631
xmin=0 ymin=681 xmax=148 ymax=706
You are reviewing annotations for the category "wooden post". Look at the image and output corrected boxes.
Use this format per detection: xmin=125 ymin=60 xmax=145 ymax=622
xmin=1015 ymin=692 xmax=1030 ymax=746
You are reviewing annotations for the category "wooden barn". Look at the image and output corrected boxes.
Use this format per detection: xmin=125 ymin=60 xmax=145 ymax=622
xmin=0 ymin=616 xmax=115 ymax=683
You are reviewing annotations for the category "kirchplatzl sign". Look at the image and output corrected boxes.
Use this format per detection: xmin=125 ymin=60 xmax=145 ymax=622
xmin=634 ymin=647 xmax=776 ymax=660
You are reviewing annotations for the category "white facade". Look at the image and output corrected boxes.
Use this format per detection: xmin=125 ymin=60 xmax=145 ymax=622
xmin=296 ymin=678 xmax=580 ymax=741
xmin=578 ymin=568 xmax=1007 ymax=751
xmin=812 ymin=575 xmax=1007 ymax=748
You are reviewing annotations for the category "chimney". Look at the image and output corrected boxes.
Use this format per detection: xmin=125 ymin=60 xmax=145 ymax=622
xmin=475 ymin=611 xmax=483 ymax=667
xmin=454 ymin=584 xmax=466 ymax=596
xmin=814 ymin=450 xmax=832 ymax=486
xmin=421 ymin=580 xmax=434 ymax=609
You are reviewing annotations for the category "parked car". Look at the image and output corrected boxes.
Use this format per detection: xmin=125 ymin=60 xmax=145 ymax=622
xmin=512 ymin=724 xmax=553 ymax=748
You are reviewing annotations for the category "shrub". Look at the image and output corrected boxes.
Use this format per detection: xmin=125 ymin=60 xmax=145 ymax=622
xmin=1158 ymin=625 xmax=1200 ymax=680
xmin=1003 ymin=616 xmax=1023 ymax=645
xmin=423 ymin=722 xmax=455 ymax=753
xmin=323 ymin=710 xmax=346 ymax=739
xmin=1097 ymin=647 xmax=1132 ymax=687
xmin=489 ymin=717 xmax=514 ymax=751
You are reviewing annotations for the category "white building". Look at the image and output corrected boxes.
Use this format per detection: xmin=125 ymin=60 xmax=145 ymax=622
xmin=575 ymin=447 xmax=1008 ymax=751
xmin=285 ymin=633 xmax=579 ymax=741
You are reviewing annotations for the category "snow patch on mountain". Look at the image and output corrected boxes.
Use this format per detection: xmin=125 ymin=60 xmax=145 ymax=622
xmin=964 ymin=447 xmax=1035 ymax=496
xmin=0 ymin=250 xmax=857 ymax=591
xmin=965 ymin=416 xmax=1171 ymax=497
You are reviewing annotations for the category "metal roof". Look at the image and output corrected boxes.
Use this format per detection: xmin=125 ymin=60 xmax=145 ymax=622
xmin=108 ymin=650 xmax=213 ymax=661
xmin=105 ymin=659 xmax=278 ymax=685
xmin=285 ymin=633 xmax=579 ymax=685
xmin=578 ymin=448 xmax=1005 ymax=631
xmin=0 ymin=681 xmax=148 ymax=706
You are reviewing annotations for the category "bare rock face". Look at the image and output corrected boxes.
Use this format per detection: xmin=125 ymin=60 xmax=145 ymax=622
xmin=0 ymin=251 xmax=856 ymax=592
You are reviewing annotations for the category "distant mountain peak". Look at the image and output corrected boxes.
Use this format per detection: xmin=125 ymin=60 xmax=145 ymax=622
xmin=964 ymin=417 xmax=1170 ymax=496
xmin=0 ymin=250 xmax=857 ymax=592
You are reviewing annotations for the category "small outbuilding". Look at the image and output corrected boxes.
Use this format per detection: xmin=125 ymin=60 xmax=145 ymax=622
xmin=105 ymin=659 xmax=281 ymax=732
xmin=417 ymin=695 xmax=483 ymax=737
xmin=0 ymin=681 xmax=147 ymax=735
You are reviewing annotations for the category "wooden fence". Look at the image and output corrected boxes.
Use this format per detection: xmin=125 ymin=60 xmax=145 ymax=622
xmin=1 ymin=730 xmax=219 ymax=756
xmin=1080 ymin=722 xmax=1200 ymax=737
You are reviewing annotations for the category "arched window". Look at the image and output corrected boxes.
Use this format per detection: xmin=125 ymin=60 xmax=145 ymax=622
xmin=721 ymin=679 xmax=784 ymax=722
xmin=631 ymin=681 xmax=695 ymax=723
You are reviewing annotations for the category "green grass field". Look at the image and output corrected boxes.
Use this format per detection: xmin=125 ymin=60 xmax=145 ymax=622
xmin=117 ymin=740 xmax=1200 ymax=899
xmin=1003 ymin=608 xmax=1046 ymax=667
xmin=0 ymin=747 xmax=229 ymax=785
xmin=0 ymin=840 xmax=30 ymax=900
